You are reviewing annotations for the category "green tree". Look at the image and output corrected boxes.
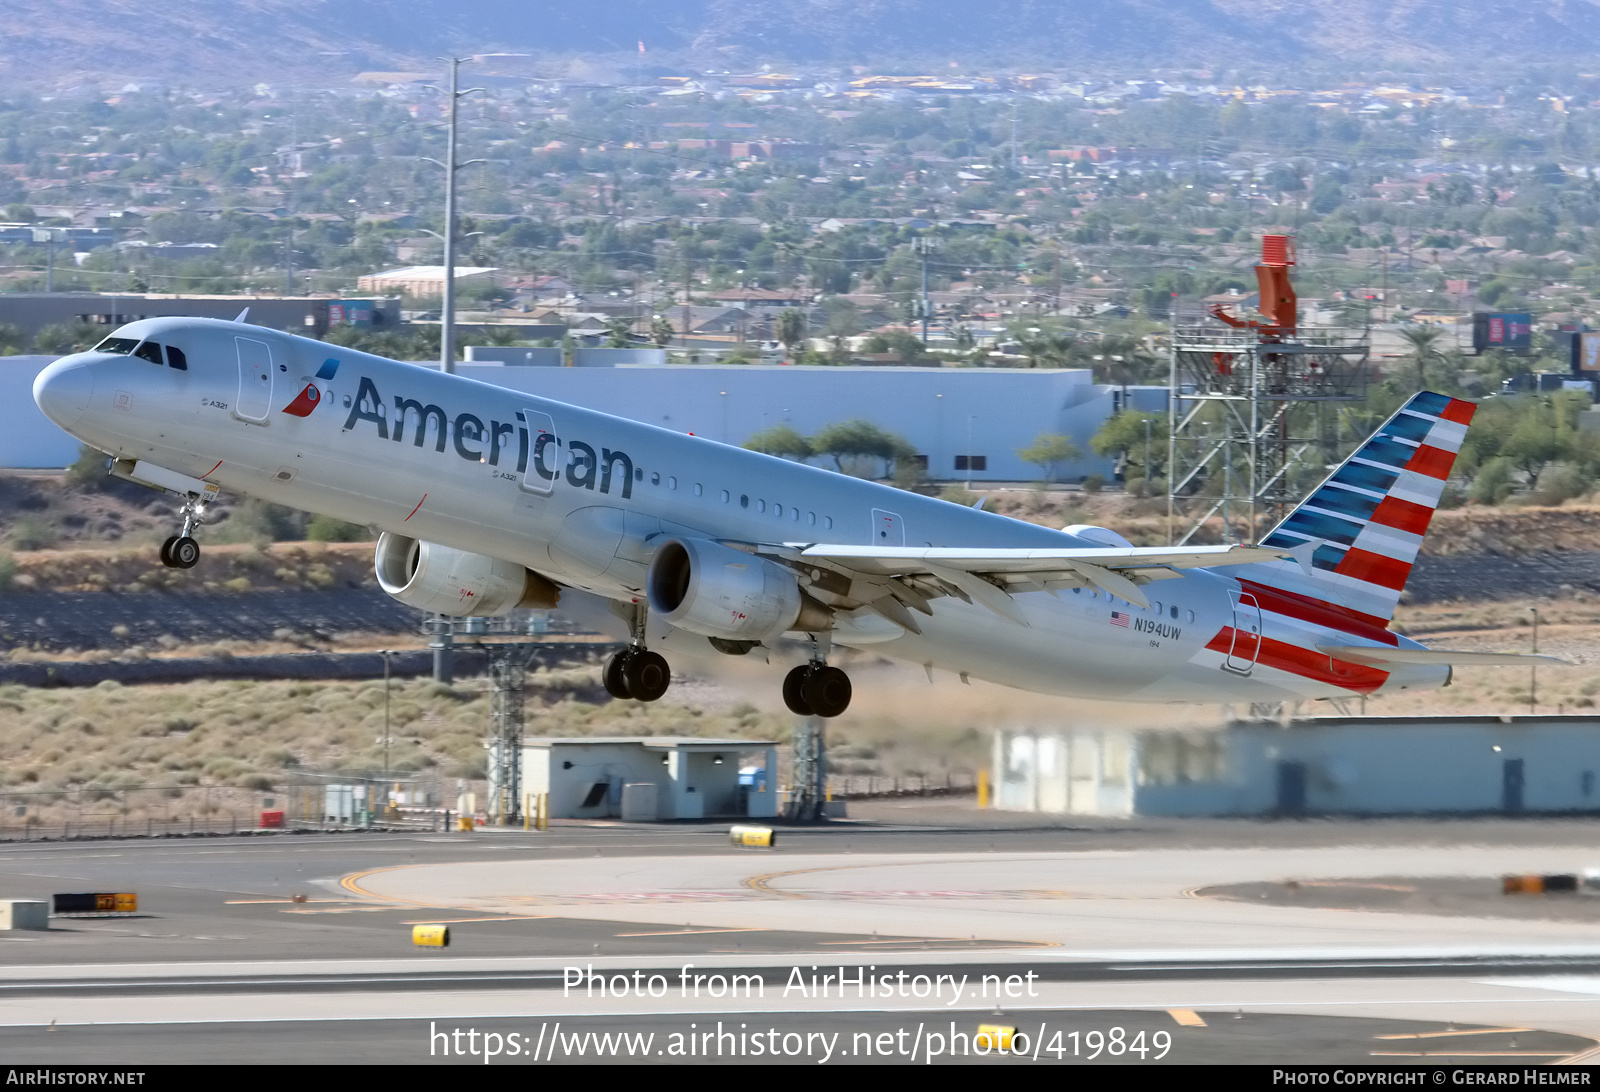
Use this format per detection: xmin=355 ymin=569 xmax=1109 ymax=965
xmin=1091 ymin=410 xmax=1169 ymax=478
xmin=811 ymin=419 xmax=916 ymax=478
xmin=605 ymin=318 xmax=634 ymax=348
xmin=33 ymin=324 xmax=102 ymax=355
xmin=1016 ymin=433 xmax=1080 ymax=482
xmin=1398 ymin=326 xmax=1445 ymax=392
xmin=650 ymin=314 xmax=675 ymax=347
xmin=743 ymin=423 xmax=813 ymax=462
xmin=776 ymin=308 xmax=807 ymax=362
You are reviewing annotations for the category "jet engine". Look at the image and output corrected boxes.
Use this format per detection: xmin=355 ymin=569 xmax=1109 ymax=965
xmin=646 ymin=537 xmax=831 ymax=642
xmin=374 ymin=533 xmax=560 ymax=617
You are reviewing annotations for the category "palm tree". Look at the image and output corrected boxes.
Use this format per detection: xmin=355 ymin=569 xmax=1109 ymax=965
xmin=1399 ymin=326 xmax=1445 ymax=392
xmin=776 ymin=308 xmax=806 ymax=363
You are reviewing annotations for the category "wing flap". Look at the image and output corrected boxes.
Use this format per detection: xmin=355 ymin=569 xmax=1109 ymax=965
xmin=797 ymin=543 xmax=1290 ymax=577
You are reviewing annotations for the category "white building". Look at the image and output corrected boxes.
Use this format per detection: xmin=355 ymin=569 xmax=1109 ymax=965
xmin=994 ymin=716 xmax=1600 ymax=817
xmin=520 ymin=736 xmax=779 ymax=821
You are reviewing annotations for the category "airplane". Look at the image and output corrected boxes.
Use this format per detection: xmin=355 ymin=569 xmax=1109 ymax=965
xmin=30 ymin=316 xmax=1563 ymax=717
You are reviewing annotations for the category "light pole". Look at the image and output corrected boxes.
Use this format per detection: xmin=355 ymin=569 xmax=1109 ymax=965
xmin=1141 ymin=417 xmax=1152 ymax=487
xmin=423 ymin=55 xmax=524 ymax=372
xmin=1529 ymin=608 xmax=1539 ymax=715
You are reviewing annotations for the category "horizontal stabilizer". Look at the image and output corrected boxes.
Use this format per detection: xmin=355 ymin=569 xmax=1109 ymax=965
xmin=1321 ymin=646 xmax=1573 ymax=668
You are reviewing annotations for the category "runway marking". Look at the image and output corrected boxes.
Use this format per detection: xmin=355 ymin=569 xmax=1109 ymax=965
xmin=1375 ymin=1027 xmax=1531 ymax=1039
xmin=613 ymin=928 xmax=766 ymax=937
xmin=1168 ymin=1008 xmax=1207 ymax=1026
xmin=400 ymin=917 xmax=556 ymax=925
xmin=226 ymin=899 xmax=357 ymax=905
xmin=817 ymin=937 xmax=1056 ymax=949
xmin=1372 ymin=1051 xmax=1570 ymax=1058
xmin=339 ymin=864 xmax=451 ymax=909
xmin=282 ymin=906 xmax=399 ymax=915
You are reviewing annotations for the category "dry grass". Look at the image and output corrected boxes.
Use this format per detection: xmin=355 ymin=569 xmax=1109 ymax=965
xmin=8 ymin=541 xmax=376 ymax=593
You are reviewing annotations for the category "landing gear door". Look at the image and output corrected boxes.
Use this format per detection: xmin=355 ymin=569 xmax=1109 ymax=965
xmin=519 ymin=409 xmax=560 ymax=496
xmin=1226 ymin=591 xmax=1262 ymax=674
xmin=870 ymin=508 xmax=905 ymax=546
xmin=234 ymin=337 xmax=273 ymax=423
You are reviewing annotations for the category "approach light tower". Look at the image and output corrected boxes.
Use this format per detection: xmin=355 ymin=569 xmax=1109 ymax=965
xmin=1166 ymin=234 xmax=1370 ymax=545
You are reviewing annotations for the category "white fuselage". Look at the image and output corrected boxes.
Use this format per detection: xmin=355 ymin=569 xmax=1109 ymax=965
xmin=31 ymin=318 xmax=1447 ymax=703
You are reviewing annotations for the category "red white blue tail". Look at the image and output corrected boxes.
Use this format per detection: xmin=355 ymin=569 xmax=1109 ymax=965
xmin=1243 ymin=391 xmax=1476 ymax=629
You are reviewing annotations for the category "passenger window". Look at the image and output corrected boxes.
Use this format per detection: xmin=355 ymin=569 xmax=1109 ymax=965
xmin=808 ymin=512 xmax=816 ymax=525
xmin=133 ymin=341 xmax=163 ymax=365
xmin=792 ymin=508 xmax=800 ymax=521
xmin=740 ymin=495 xmax=749 ymax=508
xmin=651 ymin=472 xmax=661 ymax=486
xmin=94 ymin=337 xmax=139 ymax=355
xmin=165 ymin=345 xmax=187 ymax=371
xmin=1151 ymin=601 xmax=1161 ymax=614
xmin=1186 ymin=609 xmax=1196 ymax=622
xmin=773 ymin=503 xmax=782 ymax=517
xmin=694 ymin=483 xmax=703 ymax=497
xmin=1170 ymin=605 xmax=1179 ymax=620
xmin=668 ymin=476 xmax=677 ymax=490
xmin=635 ymin=467 xmax=644 ymax=481
xmin=757 ymin=499 xmax=766 ymax=513
xmin=720 ymin=490 xmax=730 ymax=503
xmin=823 ymin=516 xmax=833 ymax=530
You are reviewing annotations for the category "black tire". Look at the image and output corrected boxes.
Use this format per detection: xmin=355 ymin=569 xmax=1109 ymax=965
xmin=159 ymin=536 xmax=178 ymax=568
xmin=602 ymin=651 xmax=634 ymax=700
xmin=169 ymin=536 xmax=201 ymax=569
xmin=624 ymin=649 xmax=671 ymax=702
xmin=782 ymin=665 xmax=815 ymax=716
xmin=802 ymin=665 xmax=852 ymax=718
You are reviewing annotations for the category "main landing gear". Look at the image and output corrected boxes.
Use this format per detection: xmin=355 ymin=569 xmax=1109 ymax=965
xmin=159 ymin=492 xmax=211 ymax=570
xmin=782 ymin=635 xmax=852 ymax=719
xmin=602 ymin=601 xmax=671 ymax=703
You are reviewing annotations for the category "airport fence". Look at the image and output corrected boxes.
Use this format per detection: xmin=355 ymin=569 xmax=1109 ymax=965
xmin=0 ymin=774 xmax=478 ymax=841
xmin=825 ymin=771 xmax=978 ymax=799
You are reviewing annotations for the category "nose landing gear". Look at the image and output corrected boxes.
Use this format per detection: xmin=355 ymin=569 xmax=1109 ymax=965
xmin=159 ymin=493 xmax=211 ymax=570
xmin=601 ymin=601 xmax=671 ymax=702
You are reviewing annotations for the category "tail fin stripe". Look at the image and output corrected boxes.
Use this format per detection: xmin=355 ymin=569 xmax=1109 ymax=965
xmin=1408 ymin=391 xmax=1454 ymax=416
xmin=1405 ymin=444 xmax=1455 ymax=480
xmin=1334 ymin=548 xmax=1411 ymax=590
xmin=1353 ymin=524 xmax=1425 ymax=560
xmin=1333 ymin=462 xmax=1399 ymax=494
xmin=1282 ymin=510 xmax=1362 ymax=544
xmin=1382 ymin=413 xmax=1436 ymax=445
xmin=1304 ymin=485 xmax=1382 ymax=520
xmin=1369 ymin=495 xmax=1432 ymax=535
xmin=1424 ymin=419 xmax=1469 ymax=452
xmin=1439 ymin=398 xmax=1475 ymax=425
xmin=1360 ymin=435 xmax=1422 ymax=469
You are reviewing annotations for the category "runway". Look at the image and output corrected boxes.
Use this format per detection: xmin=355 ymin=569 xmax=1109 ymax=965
xmin=3 ymin=807 xmax=1600 ymax=1064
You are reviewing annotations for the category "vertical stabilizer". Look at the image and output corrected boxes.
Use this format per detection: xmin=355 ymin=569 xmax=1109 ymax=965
xmin=1235 ymin=391 xmax=1476 ymax=628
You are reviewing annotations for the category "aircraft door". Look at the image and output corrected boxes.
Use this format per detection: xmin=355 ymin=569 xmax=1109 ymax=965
xmin=234 ymin=337 xmax=273 ymax=423
xmin=870 ymin=508 xmax=905 ymax=545
xmin=1226 ymin=592 xmax=1262 ymax=673
xmin=519 ymin=409 xmax=560 ymax=496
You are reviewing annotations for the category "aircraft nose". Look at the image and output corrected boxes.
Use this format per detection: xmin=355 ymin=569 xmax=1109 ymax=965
xmin=32 ymin=357 xmax=96 ymax=430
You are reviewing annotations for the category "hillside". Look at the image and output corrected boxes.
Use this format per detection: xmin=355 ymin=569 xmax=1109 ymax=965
xmin=4 ymin=0 xmax=1600 ymax=87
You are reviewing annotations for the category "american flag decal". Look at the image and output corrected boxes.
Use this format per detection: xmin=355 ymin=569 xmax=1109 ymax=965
xmin=1110 ymin=611 xmax=1130 ymax=628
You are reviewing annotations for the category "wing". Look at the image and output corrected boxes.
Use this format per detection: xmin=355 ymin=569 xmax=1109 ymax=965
xmin=1320 ymin=646 xmax=1574 ymax=668
xmin=752 ymin=541 xmax=1294 ymax=632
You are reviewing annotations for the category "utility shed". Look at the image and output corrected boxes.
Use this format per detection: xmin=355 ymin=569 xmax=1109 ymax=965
xmin=521 ymin=737 xmax=779 ymax=821
xmin=994 ymin=716 xmax=1600 ymax=817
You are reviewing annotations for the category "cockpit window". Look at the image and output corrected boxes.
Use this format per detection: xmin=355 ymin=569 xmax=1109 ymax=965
xmin=94 ymin=337 xmax=139 ymax=355
xmin=133 ymin=341 xmax=163 ymax=365
xmin=165 ymin=345 xmax=187 ymax=371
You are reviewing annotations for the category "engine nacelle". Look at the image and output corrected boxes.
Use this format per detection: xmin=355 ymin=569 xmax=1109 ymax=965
xmin=646 ymin=537 xmax=831 ymax=642
xmin=374 ymin=533 xmax=560 ymax=617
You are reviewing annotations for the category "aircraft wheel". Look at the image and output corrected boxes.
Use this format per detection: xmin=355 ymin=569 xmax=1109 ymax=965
xmin=602 ymin=650 xmax=634 ymax=700
xmin=802 ymin=665 xmax=852 ymax=719
xmin=159 ymin=536 xmax=179 ymax=568
xmin=782 ymin=665 xmax=815 ymax=717
xmin=624 ymin=649 xmax=671 ymax=702
xmin=168 ymin=536 xmax=201 ymax=570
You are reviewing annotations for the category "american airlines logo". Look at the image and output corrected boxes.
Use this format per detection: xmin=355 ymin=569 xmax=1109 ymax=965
xmin=339 ymin=375 xmax=636 ymax=500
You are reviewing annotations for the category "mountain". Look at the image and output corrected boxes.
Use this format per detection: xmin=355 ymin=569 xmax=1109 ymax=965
xmin=3 ymin=0 xmax=1599 ymax=87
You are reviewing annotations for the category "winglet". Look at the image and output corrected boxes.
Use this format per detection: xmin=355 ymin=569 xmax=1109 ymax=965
xmin=233 ymin=307 xmax=250 ymax=323
xmin=972 ymin=494 xmax=987 ymax=511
